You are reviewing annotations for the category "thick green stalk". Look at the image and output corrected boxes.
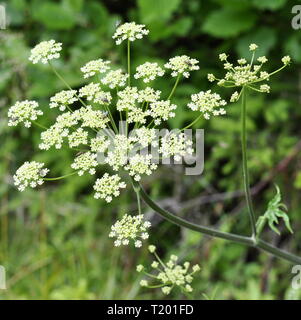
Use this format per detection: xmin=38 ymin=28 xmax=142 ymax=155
xmin=241 ymin=87 xmax=257 ymax=239
xmin=135 ymin=179 xmax=301 ymax=264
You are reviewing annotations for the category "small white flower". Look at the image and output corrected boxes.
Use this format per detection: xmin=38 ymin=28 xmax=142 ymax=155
xmin=230 ymin=91 xmax=239 ymax=102
xmin=8 ymin=100 xmax=43 ymax=128
xmin=71 ymin=152 xmax=98 ymax=176
xmin=160 ymin=132 xmax=193 ymax=161
xmin=113 ymin=22 xmax=149 ymax=45
xmin=109 ymin=214 xmax=151 ymax=247
xmin=257 ymin=56 xmax=268 ymax=64
xmin=147 ymin=100 xmax=177 ymax=125
xmin=124 ymin=154 xmax=157 ymax=181
xmin=282 ymin=55 xmax=291 ymax=65
xmin=50 ymin=90 xmax=78 ymax=111
xmin=68 ymin=128 xmax=88 ymax=147
xmin=260 ymin=84 xmax=270 ymax=93
xmin=105 ymin=134 xmax=135 ymax=170
xmin=78 ymin=106 xmax=110 ymax=129
xmin=219 ymin=53 xmax=228 ymax=61
xmin=14 ymin=161 xmax=49 ymax=191
xmin=90 ymin=136 xmax=110 ymax=153
xmin=165 ymin=55 xmax=199 ymax=78
xmin=138 ymin=249 xmax=201 ymax=295
xmin=207 ymin=73 xmax=216 ymax=82
xmin=134 ymin=62 xmax=165 ymax=83
xmin=188 ymin=90 xmax=227 ymax=120
xmin=79 ymin=83 xmax=112 ymax=104
xmin=249 ymin=43 xmax=258 ymax=51
xmin=138 ymin=87 xmax=161 ymax=103
xmin=101 ymin=69 xmax=128 ymax=89
xmin=93 ymin=173 xmax=126 ymax=202
xmin=80 ymin=59 xmax=111 ymax=78
xmin=133 ymin=127 xmax=158 ymax=148
xmin=29 ymin=40 xmax=62 ymax=64
xmin=39 ymin=125 xmax=69 ymax=150
xmin=117 ymin=86 xmax=139 ymax=111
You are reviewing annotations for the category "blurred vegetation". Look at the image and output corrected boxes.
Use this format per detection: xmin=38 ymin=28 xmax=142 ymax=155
xmin=1 ymin=0 xmax=301 ymax=299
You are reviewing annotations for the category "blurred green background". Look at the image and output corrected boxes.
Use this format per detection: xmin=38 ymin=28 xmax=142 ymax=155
xmin=1 ymin=0 xmax=301 ymax=300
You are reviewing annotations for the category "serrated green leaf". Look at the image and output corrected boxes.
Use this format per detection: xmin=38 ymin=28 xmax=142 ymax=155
xmin=256 ymin=185 xmax=293 ymax=235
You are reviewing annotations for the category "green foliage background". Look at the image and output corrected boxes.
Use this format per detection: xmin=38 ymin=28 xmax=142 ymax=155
xmin=1 ymin=0 xmax=301 ymax=299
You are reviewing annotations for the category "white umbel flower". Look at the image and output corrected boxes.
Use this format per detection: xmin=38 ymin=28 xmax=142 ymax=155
xmin=101 ymin=69 xmax=129 ymax=89
xmin=113 ymin=22 xmax=149 ymax=45
xmin=93 ymin=173 xmax=126 ymax=202
xmin=134 ymin=127 xmax=158 ymax=148
xmin=78 ymin=106 xmax=110 ymax=129
xmin=127 ymin=107 xmax=147 ymax=124
xmin=29 ymin=40 xmax=62 ymax=64
xmin=39 ymin=125 xmax=68 ymax=150
xmin=80 ymin=59 xmax=111 ymax=78
xmin=79 ymin=83 xmax=112 ymax=104
xmin=138 ymin=246 xmax=201 ymax=295
xmin=109 ymin=214 xmax=151 ymax=247
xmin=165 ymin=55 xmax=199 ymax=78
xmin=71 ymin=152 xmax=98 ymax=176
xmin=105 ymin=135 xmax=135 ymax=170
xmin=125 ymin=154 xmax=157 ymax=181
xmin=160 ymin=132 xmax=193 ymax=161
xmin=134 ymin=62 xmax=165 ymax=83
xmin=138 ymin=87 xmax=161 ymax=103
xmin=68 ymin=128 xmax=88 ymax=147
xmin=90 ymin=136 xmax=110 ymax=153
xmin=14 ymin=161 xmax=49 ymax=191
xmin=50 ymin=90 xmax=78 ymax=111
xmin=8 ymin=100 xmax=43 ymax=128
xmin=147 ymin=100 xmax=177 ymax=125
xmin=116 ymin=87 xmax=139 ymax=111
xmin=188 ymin=90 xmax=227 ymax=120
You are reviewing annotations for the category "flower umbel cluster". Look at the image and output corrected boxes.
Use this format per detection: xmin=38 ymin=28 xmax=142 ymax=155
xmin=50 ymin=90 xmax=78 ymax=111
xmin=134 ymin=62 xmax=165 ymax=83
xmin=13 ymin=161 xmax=49 ymax=191
xmin=188 ymin=90 xmax=227 ymax=120
xmin=80 ymin=59 xmax=110 ymax=79
xmin=113 ymin=22 xmax=149 ymax=45
xmin=208 ymin=44 xmax=291 ymax=97
xmin=93 ymin=173 xmax=126 ymax=202
xmin=165 ymin=55 xmax=199 ymax=78
xmin=109 ymin=214 xmax=151 ymax=247
xmin=137 ymin=245 xmax=201 ymax=295
xmin=29 ymin=40 xmax=62 ymax=64
xmin=8 ymin=100 xmax=43 ymax=128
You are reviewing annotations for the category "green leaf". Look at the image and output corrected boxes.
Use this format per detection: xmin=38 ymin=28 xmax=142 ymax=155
xmin=256 ymin=185 xmax=293 ymax=235
xmin=285 ymin=34 xmax=301 ymax=63
xmin=236 ymin=27 xmax=277 ymax=58
xmin=32 ymin=2 xmax=76 ymax=30
xmin=202 ymin=8 xmax=257 ymax=38
xmin=251 ymin=0 xmax=287 ymax=10
xmin=294 ymin=172 xmax=301 ymax=189
xmin=138 ymin=0 xmax=181 ymax=24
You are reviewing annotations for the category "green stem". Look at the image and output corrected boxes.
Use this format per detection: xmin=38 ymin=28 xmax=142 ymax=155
xmin=33 ymin=121 xmax=47 ymax=130
xmin=127 ymin=40 xmax=131 ymax=86
xmin=241 ymin=87 xmax=257 ymax=239
xmin=44 ymin=172 xmax=77 ymax=181
xmin=134 ymin=178 xmax=301 ymax=264
xmin=48 ymin=62 xmax=87 ymax=108
xmin=181 ymin=114 xmax=202 ymax=131
xmin=167 ymin=74 xmax=181 ymax=100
